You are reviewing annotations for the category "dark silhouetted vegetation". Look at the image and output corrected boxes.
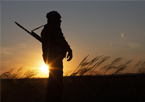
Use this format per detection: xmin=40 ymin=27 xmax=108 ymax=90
xmin=1 ymin=55 xmax=145 ymax=79
xmin=70 ymin=55 xmax=144 ymax=76
xmin=1 ymin=67 xmax=38 ymax=79
xmin=1 ymin=55 xmax=145 ymax=102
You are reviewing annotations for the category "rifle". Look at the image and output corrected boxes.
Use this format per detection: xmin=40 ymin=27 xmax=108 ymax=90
xmin=15 ymin=22 xmax=43 ymax=43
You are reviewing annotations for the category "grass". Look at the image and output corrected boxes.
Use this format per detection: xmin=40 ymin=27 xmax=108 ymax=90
xmin=1 ymin=67 xmax=38 ymax=79
xmin=1 ymin=55 xmax=145 ymax=102
xmin=1 ymin=75 xmax=145 ymax=102
xmin=1 ymin=55 xmax=145 ymax=79
xmin=70 ymin=55 xmax=111 ymax=76
xmin=70 ymin=55 xmax=145 ymax=76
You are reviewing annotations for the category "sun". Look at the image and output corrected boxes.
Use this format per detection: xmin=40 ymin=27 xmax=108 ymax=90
xmin=39 ymin=63 xmax=49 ymax=75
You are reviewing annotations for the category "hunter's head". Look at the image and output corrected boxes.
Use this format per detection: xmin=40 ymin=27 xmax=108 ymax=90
xmin=46 ymin=11 xmax=61 ymax=26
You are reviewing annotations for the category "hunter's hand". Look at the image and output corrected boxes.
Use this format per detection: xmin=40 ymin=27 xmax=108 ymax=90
xmin=67 ymin=49 xmax=73 ymax=61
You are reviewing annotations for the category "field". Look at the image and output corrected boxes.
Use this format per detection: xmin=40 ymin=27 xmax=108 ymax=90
xmin=1 ymin=74 xmax=145 ymax=102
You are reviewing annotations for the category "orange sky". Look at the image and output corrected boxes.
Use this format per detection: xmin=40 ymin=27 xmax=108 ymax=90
xmin=1 ymin=1 xmax=145 ymax=77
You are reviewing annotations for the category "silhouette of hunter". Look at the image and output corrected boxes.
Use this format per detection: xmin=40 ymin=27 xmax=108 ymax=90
xmin=41 ymin=11 xmax=72 ymax=102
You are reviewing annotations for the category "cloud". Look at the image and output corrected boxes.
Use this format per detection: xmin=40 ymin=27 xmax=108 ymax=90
xmin=18 ymin=43 xmax=27 ymax=48
xmin=128 ymin=42 xmax=142 ymax=49
xmin=1 ymin=43 xmax=27 ymax=55
xmin=0 ymin=47 xmax=13 ymax=55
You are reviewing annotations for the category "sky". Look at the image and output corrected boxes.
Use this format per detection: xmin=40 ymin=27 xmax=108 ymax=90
xmin=1 ymin=1 xmax=145 ymax=77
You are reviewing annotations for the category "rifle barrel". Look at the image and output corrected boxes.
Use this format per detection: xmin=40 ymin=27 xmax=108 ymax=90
xmin=15 ymin=22 xmax=42 ymax=43
xmin=15 ymin=22 xmax=32 ymax=35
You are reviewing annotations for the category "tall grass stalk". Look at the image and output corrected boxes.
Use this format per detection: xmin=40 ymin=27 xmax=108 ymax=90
xmin=137 ymin=61 xmax=145 ymax=73
xmin=1 ymin=67 xmax=38 ymax=79
xmin=70 ymin=55 xmax=110 ymax=76
xmin=70 ymin=55 xmax=145 ymax=76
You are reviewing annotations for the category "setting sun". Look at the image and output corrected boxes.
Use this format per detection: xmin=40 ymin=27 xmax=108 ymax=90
xmin=39 ymin=63 xmax=49 ymax=75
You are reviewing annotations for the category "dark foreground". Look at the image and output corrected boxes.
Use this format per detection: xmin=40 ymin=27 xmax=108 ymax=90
xmin=1 ymin=74 xmax=145 ymax=102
